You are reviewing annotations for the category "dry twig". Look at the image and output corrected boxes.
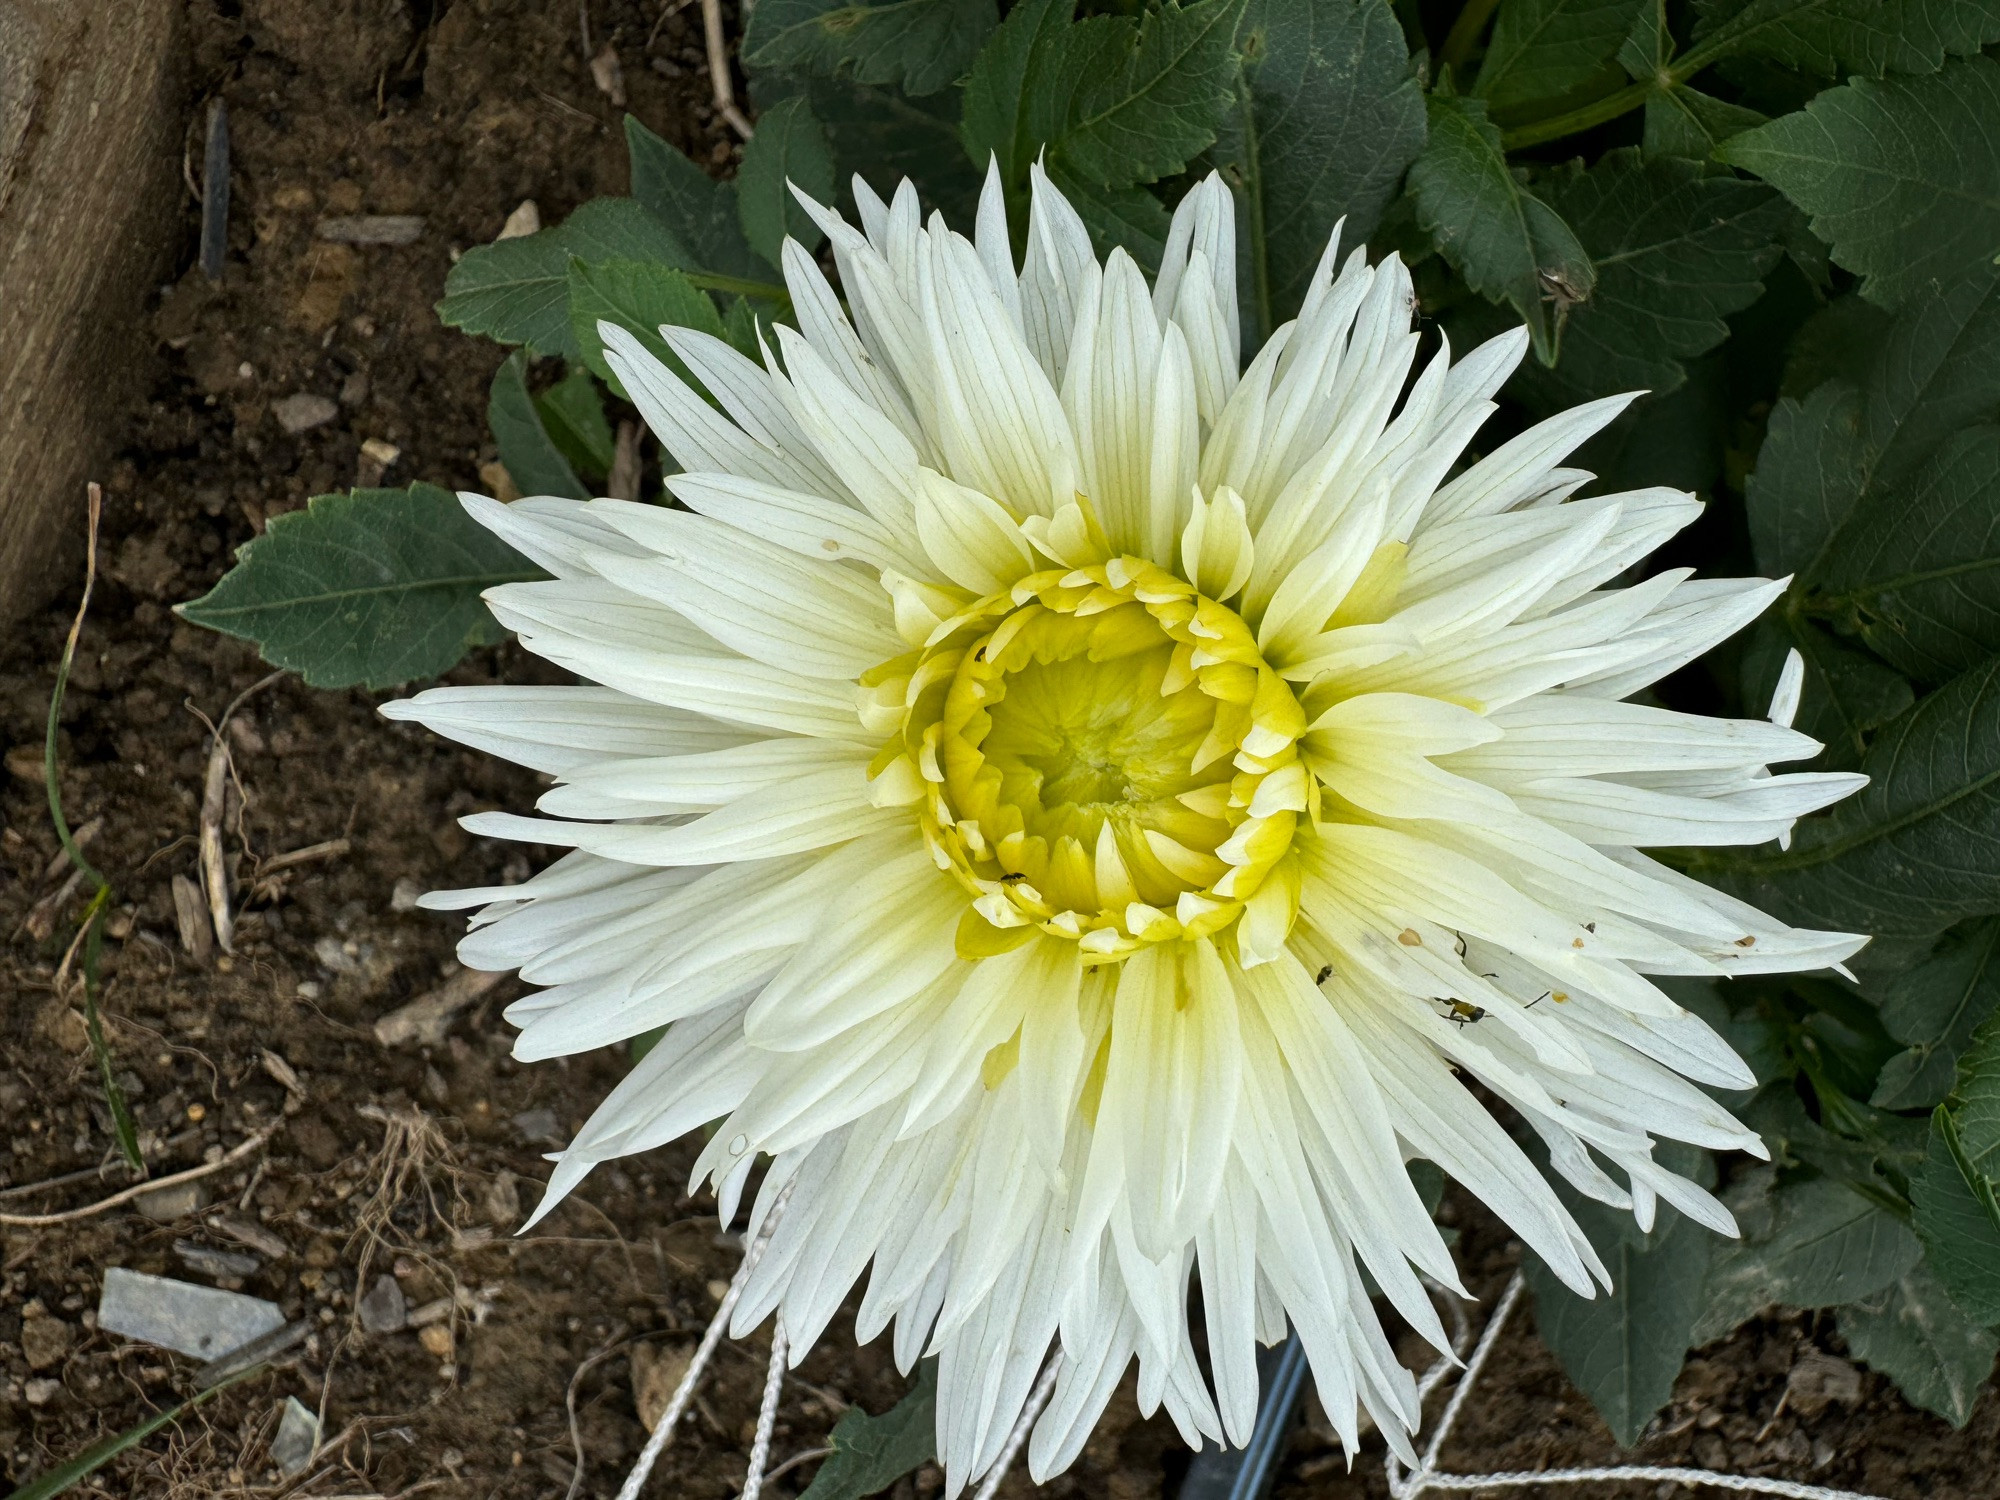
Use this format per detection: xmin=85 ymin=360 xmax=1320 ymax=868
xmin=0 ymin=1126 xmax=279 ymax=1227
xmin=701 ymin=0 xmax=754 ymax=138
xmin=373 ymin=967 xmax=506 ymax=1047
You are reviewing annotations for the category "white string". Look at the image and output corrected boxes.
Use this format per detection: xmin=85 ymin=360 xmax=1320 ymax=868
xmin=615 ymin=1176 xmax=797 ymax=1500
xmin=1388 ymin=1269 xmax=1893 ymax=1500
xmin=971 ymin=1352 xmax=1064 ymax=1500
xmin=740 ymin=1322 xmax=789 ymax=1500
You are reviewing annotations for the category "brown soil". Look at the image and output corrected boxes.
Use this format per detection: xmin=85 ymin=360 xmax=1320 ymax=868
xmin=0 ymin=2 xmax=1992 ymax=1497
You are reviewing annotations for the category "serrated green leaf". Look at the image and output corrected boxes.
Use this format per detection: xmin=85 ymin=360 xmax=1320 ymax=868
xmin=1475 ymin=0 xmax=1647 ymax=120
xmin=488 ymin=351 xmax=588 ymax=500
xmin=802 ymin=74 xmax=986 ymax=224
xmin=1695 ymin=658 xmax=2000 ymax=937
xmin=798 ymin=1363 xmax=937 ymax=1500
xmin=568 ymin=258 xmax=728 ymax=400
xmin=1861 ymin=268 xmax=2000 ymax=495
xmin=1641 ymin=85 xmax=1766 ymax=164
xmin=1744 ymin=617 xmax=1914 ymax=773
xmin=1838 ymin=1262 xmax=1999 ymax=1428
xmin=1617 ymin=0 xmax=1668 ymax=78
xmin=1045 ymin=161 xmax=1173 ymax=269
xmin=1407 ymin=94 xmax=1595 ymax=363
xmin=1912 ymin=1014 xmax=2000 ymax=1324
xmin=536 ymin=363 xmax=617 ymax=479
xmin=624 ymin=115 xmax=771 ymax=281
xmin=1872 ymin=920 xmax=2000 ymax=1110
xmin=1691 ymin=0 xmax=2000 ymax=81
xmin=737 ymin=95 xmax=838 ymax=264
xmin=1510 ymin=149 xmax=1788 ymax=405
xmin=1746 ymin=379 xmax=1865 ymax=579
xmin=1526 ymin=1195 xmax=1712 ymax=1446
xmin=960 ymin=0 xmax=1246 ymax=195
xmin=1815 ymin=426 xmax=2000 ymax=683
xmin=176 ymin=484 xmax=541 ymax=690
xmin=744 ymin=0 xmax=998 ymax=96
xmin=1717 ymin=56 xmax=2000 ymax=311
xmin=1779 ymin=294 xmax=1892 ymax=399
xmin=1211 ymin=0 xmax=1428 ymax=340
xmin=437 ymin=198 xmax=691 ymax=359
xmin=1692 ymin=1173 xmax=1924 ymax=1346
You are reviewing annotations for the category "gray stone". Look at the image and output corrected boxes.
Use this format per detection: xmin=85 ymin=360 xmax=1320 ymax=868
xmin=175 ymin=1239 xmax=261 ymax=1280
xmin=270 ymin=1396 xmax=319 ymax=1476
xmin=273 ymin=393 xmax=338 ymax=434
xmin=357 ymin=1273 xmax=407 ymax=1334
xmin=511 ymin=1107 xmax=564 ymax=1146
xmin=97 ymin=1267 xmax=285 ymax=1359
xmin=135 ymin=1179 xmax=209 ymax=1222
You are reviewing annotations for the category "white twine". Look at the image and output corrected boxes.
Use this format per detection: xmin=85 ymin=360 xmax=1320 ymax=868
xmin=1388 ymin=1270 xmax=1895 ymax=1500
xmin=615 ymin=1176 xmax=796 ymax=1500
xmin=973 ymin=1353 xmax=1064 ymax=1500
xmin=740 ymin=1322 xmax=790 ymax=1500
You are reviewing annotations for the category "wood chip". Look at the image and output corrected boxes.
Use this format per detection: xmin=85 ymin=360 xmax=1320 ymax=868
xmin=497 ymin=199 xmax=540 ymax=240
xmin=172 ymin=872 xmax=213 ymax=962
xmin=372 ymin=967 xmax=505 ymax=1047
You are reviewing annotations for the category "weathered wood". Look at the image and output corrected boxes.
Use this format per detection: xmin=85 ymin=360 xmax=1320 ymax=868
xmin=0 ymin=0 xmax=185 ymax=621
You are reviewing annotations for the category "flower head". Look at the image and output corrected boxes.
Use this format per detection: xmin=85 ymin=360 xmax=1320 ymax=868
xmin=385 ymin=164 xmax=1866 ymax=1485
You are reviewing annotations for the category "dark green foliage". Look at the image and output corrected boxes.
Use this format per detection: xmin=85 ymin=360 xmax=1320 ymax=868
xmin=745 ymin=0 xmax=998 ymax=97
xmin=177 ymin=485 xmax=541 ymax=690
xmin=736 ymin=95 xmax=839 ymax=262
xmin=1408 ymin=94 xmax=1594 ymax=362
xmin=798 ymin=1363 xmax=938 ymax=1500
xmin=1476 ymin=0 xmax=1649 ymax=120
xmin=1838 ymin=1263 xmax=1999 ymax=1427
xmin=1912 ymin=1016 xmax=2000 ymax=1323
xmin=488 ymin=352 xmax=589 ymax=501
xmin=1720 ymin=57 xmax=2000 ymax=308
xmin=1213 ymin=0 xmax=1427 ymax=337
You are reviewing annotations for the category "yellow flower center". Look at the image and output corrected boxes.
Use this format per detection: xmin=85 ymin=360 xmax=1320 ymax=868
xmin=866 ymin=556 xmax=1310 ymax=962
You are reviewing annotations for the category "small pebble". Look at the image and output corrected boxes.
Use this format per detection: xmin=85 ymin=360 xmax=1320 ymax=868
xmin=274 ymin=393 xmax=338 ymax=434
xmin=511 ymin=1107 xmax=564 ymax=1147
xmin=270 ymin=1396 xmax=320 ymax=1476
xmin=419 ymin=1322 xmax=454 ymax=1359
xmin=97 ymin=1267 xmax=285 ymax=1359
xmin=23 ymin=1378 xmax=61 ymax=1406
xmin=174 ymin=1239 xmax=261 ymax=1280
xmin=357 ymin=1273 xmax=408 ymax=1334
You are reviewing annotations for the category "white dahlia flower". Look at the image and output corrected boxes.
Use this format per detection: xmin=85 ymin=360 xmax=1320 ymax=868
xmin=385 ymin=165 xmax=1866 ymax=1484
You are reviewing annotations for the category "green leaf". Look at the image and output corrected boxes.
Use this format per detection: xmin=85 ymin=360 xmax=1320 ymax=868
xmin=1874 ymin=921 xmax=2000 ymax=1112
xmin=1746 ymin=379 xmax=1865 ymax=579
xmin=176 ymin=484 xmax=541 ymax=690
xmin=568 ymin=258 xmax=728 ymax=399
xmin=1512 ymin=149 xmax=1788 ymax=405
xmin=737 ymin=95 xmax=838 ymax=264
xmin=536 ymin=364 xmax=617 ymax=479
xmin=1838 ymin=1262 xmax=1999 ymax=1428
xmin=798 ymin=1362 xmax=938 ymax=1500
xmin=1696 ymin=658 xmax=2000 ymax=938
xmin=1641 ymin=85 xmax=1766 ymax=164
xmin=803 ymin=75 xmax=987 ymax=225
xmin=1861 ymin=268 xmax=2000 ymax=495
xmin=1912 ymin=1013 xmax=2000 ymax=1323
xmin=437 ymin=198 xmax=691 ymax=359
xmin=1692 ymin=1172 xmax=1924 ymax=1345
xmin=1691 ymin=0 xmax=2000 ymax=81
xmin=1815 ymin=426 xmax=2000 ymax=683
xmin=1407 ymin=94 xmax=1595 ymax=363
xmin=960 ymin=0 xmax=1247 ymax=193
xmin=1045 ymin=162 xmax=1173 ymax=270
xmin=624 ymin=115 xmax=771 ymax=280
xmin=1525 ymin=1194 xmax=1713 ymax=1445
xmin=744 ymin=0 xmax=998 ymax=96
xmin=1211 ymin=0 xmax=1427 ymax=340
xmin=1717 ymin=56 xmax=2000 ymax=311
xmin=1474 ymin=0 xmax=1647 ymax=120
xmin=487 ymin=352 xmax=588 ymax=501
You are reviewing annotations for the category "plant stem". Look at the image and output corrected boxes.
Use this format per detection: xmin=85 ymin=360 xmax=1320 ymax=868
xmin=1438 ymin=0 xmax=1503 ymax=77
xmin=43 ymin=485 xmax=143 ymax=1175
xmin=1498 ymin=31 xmax=1740 ymax=151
